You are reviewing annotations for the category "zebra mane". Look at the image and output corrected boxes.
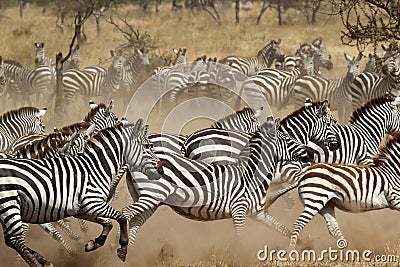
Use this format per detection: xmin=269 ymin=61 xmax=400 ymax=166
xmin=3 ymin=59 xmax=23 ymax=67
xmin=212 ymin=107 xmax=254 ymax=127
xmin=82 ymin=103 xmax=108 ymax=122
xmin=0 ymin=107 xmax=40 ymax=123
xmin=257 ymin=39 xmax=280 ymax=57
xmin=372 ymin=131 xmax=400 ymax=165
xmin=57 ymin=122 xmax=90 ymax=134
xmin=279 ymin=100 xmax=327 ymax=126
xmin=349 ymin=94 xmax=394 ymax=124
xmin=15 ymin=131 xmax=70 ymax=159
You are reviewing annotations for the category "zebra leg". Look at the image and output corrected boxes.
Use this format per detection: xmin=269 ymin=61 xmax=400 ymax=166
xmin=56 ymin=219 xmax=81 ymax=240
xmin=122 ymin=196 xmax=161 ymax=247
xmin=78 ymin=218 xmax=89 ymax=233
xmin=319 ymin=203 xmax=346 ymax=241
xmin=2 ymin=208 xmax=50 ymax=267
xmin=38 ymin=223 xmax=76 ymax=256
xmin=289 ymin=202 xmax=323 ymax=250
xmin=76 ymin=203 xmax=129 ymax=262
xmin=250 ymin=210 xmax=291 ymax=238
xmin=230 ymin=202 xmax=248 ymax=235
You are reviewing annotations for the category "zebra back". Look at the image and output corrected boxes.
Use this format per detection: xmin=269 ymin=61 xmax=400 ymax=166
xmin=219 ymin=39 xmax=281 ymax=76
xmin=211 ymin=106 xmax=262 ymax=133
xmin=0 ymin=106 xmax=46 ymax=153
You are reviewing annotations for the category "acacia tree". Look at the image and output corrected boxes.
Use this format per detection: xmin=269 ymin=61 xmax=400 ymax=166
xmin=329 ymin=0 xmax=400 ymax=51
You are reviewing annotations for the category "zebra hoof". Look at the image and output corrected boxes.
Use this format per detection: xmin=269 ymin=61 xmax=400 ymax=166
xmin=85 ymin=240 xmax=96 ymax=252
xmin=43 ymin=263 xmax=54 ymax=267
xmin=117 ymin=247 xmax=127 ymax=262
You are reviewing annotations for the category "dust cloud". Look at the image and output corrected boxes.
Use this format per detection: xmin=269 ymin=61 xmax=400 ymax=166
xmin=0 ymin=96 xmax=399 ymax=267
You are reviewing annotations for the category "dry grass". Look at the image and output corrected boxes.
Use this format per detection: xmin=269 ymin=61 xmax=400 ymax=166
xmin=0 ymin=2 xmax=399 ymax=267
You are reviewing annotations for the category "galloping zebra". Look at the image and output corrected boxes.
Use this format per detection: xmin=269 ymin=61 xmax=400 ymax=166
xmin=240 ymin=52 xmax=315 ymax=109
xmin=63 ymin=50 xmax=123 ymax=107
xmin=219 ymin=39 xmax=281 ymax=76
xmin=149 ymin=106 xmax=263 ymax=155
xmin=350 ymin=56 xmax=400 ymax=110
xmin=0 ymin=107 xmax=46 ymax=153
xmin=119 ymin=49 xmax=150 ymax=94
xmin=307 ymin=93 xmax=400 ymax=165
xmin=265 ymin=131 xmax=400 ymax=249
xmin=182 ymin=100 xmax=339 ymax=209
xmin=3 ymin=58 xmax=52 ymax=106
xmin=0 ymin=119 xmax=162 ymax=266
xmin=293 ymin=53 xmax=362 ymax=122
xmin=122 ymin=118 xmax=313 ymax=247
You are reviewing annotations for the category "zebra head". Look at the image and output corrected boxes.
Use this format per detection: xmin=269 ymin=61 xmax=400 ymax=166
xmin=299 ymin=53 xmax=315 ymax=76
xmin=34 ymin=42 xmax=45 ymax=65
xmin=110 ymin=50 xmax=123 ymax=75
xmin=310 ymin=117 xmax=341 ymax=151
xmin=172 ymin=48 xmax=187 ymax=66
xmin=83 ymin=100 xmax=119 ymax=132
xmin=273 ymin=118 xmax=314 ymax=163
xmin=121 ymin=118 xmax=163 ymax=180
xmin=344 ymin=52 xmax=362 ymax=81
xmin=136 ymin=48 xmax=150 ymax=66
xmin=257 ymin=39 xmax=282 ymax=65
xmin=34 ymin=107 xmax=47 ymax=134
xmin=311 ymin=37 xmax=333 ymax=71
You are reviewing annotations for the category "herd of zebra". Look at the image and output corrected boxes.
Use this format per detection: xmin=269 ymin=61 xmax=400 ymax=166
xmin=0 ymin=36 xmax=400 ymax=267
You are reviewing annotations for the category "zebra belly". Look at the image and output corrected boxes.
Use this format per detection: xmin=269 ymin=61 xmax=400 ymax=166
xmin=170 ymin=204 xmax=232 ymax=221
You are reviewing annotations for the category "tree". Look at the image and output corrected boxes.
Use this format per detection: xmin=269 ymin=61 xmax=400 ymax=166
xmin=330 ymin=0 xmax=400 ymax=51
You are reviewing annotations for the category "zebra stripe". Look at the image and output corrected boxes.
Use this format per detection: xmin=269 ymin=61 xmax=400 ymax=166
xmin=350 ymin=57 xmax=400 ymax=110
xmin=62 ymin=50 xmax=123 ymax=105
xmin=122 ymin=118 xmax=312 ymax=247
xmin=267 ymin=131 xmax=400 ymax=249
xmin=308 ymin=93 xmax=400 ymax=165
xmin=219 ymin=39 xmax=281 ymax=76
xmin=293 ymin=53 xmax=362 ymax=122
xmin=120 ymin=49 xmax=150 ymax=93
xmin=0 ymin=107 xmax=46 ymax=153
xmin=0 ymin=56 xmax=6 ymax=95
xmin=3 ymin=60 xmax=52 ymax=106
xmin=0 ymin=119 xmax=162 ymax=266
xmin=240 ymin=53 xmax=315 ymax=109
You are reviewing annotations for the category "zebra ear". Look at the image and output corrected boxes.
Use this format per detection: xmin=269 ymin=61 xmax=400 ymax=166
xmin=132 ymin=118 xmax=144 ymax=135
xmin=356 ymin=52 xmax=363 ymax=61
xmin=105 ymin=100 xmax=114 ymax=113
xmin=254 ymin=107 xmax=263 ymax=119
xmin=304 ymin=98 xmax=313 ymax=108
xmin=36 ymin=107 xmax=47 ymax=117
xmin=89 ymin=100 xmax=98 ymax=109
xmin=85 ymin=123 xmax=96 ymax=136
xmin=110 ymin=50 xmax=116 ymax=57
xmin=344 ymin=53 xmax=352 ymax=62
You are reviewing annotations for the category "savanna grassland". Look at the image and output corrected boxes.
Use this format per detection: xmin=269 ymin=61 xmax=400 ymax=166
xmin=0 ymin=2 xmax=399 ymax=267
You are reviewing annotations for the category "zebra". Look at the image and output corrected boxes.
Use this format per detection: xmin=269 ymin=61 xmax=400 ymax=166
xmin=295 ymin=37 xmax=333 ymax=75
xmin=0 ymin=119 xmax=163 ymax=266
xmin=293 ymin=53 xmax=363 ymax=122
xmin=62 ymin=44 xmax=80 ymax=71
xmin=240 ymin=52 xmax=315 ymax=110
xmin=0 ymin=107 xmax=46 ymax=154
xmin=62 ymin=50 xmax=123 ymax=107
xmin=149 ymin=106 xmax=263 ymax=156
xmin=219 ymin=39 xmax=282 ymax=76
xmin=119 ymin=49 xmax=150 ymax=94
xmin=307 ymin=93 xmax=400 ymax=166
xmin=122 ymin=117 xmax=313 ymax=248
xmin=265 ymin=131 xmax=400 ymax=249
xmin=350 ymin=56 xmax=400 ymax=111
xmin=3 ymin=57 xmax=52 ymax=106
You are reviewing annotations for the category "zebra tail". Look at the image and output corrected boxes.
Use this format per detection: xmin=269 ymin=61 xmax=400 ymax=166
xmin=264 ymin=180 xmax=300 ymax=212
